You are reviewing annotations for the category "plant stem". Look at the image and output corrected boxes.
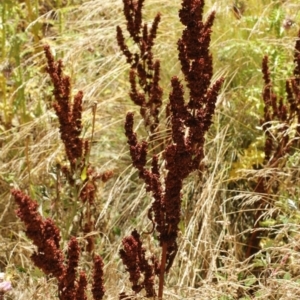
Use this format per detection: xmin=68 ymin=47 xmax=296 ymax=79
xmin=1 ymin=2 xmax=8 ymax=125
xmin=25 ymin=135 xmax=31 ymax=185
xmin=158 ymin=242 xmax=167 ymax=299
xmin=86 ymin=101 xmax=97 ymax=164
xmin=1 ymin=2 xmax=6 ymax=60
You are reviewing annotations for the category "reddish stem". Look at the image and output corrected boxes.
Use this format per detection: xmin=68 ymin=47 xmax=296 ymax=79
xmin=158 ymin=242 xmax=167 ymax=299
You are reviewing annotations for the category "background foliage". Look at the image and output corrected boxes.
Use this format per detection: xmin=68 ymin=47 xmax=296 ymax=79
xmin=1 ymin=0 xmax=300 ymax=299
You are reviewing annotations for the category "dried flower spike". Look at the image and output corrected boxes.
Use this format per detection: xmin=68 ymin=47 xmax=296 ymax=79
xmin=117 ymin=0 xmax=162 ymax=133
xmin=121 ymin=0 xmax=223 ymax=298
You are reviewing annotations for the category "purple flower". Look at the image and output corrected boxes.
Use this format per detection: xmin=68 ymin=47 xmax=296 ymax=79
xmin=0 ymin=281 xmax=12 ymax=293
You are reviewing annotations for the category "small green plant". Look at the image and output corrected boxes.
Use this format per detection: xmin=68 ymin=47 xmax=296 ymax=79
xmin=245 ymin=30 xmax=300 ymax=257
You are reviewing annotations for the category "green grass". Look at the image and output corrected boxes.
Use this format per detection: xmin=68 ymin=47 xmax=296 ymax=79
xmin=1 ymin=0 xmax=300 ymax=299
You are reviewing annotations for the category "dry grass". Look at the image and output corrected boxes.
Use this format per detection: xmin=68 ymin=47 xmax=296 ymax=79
xmin=1 ymin=0 xmax=300 ymax=299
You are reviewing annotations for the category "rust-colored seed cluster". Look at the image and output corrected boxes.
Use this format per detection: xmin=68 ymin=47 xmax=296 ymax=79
xmin=246 ymin=30 xmax=300 ymax=258
xmin=261 ymin=31 xmax=300 ymax=167
xmin=119 ymin=230 xmax=156 ymax=297
xmin=261 ymin=56 xmax=289 ymax=164
xmin=12 ymin=189 xmax=105 ymax=300
xmin=92 ymin=256 xmax=105 ymax=300
xmin=44 ymin=45 xmax=87 ymax=172
xmin=122 ymin=0 xmax=223 ymax=297
xmin=44 ymin=45 xmax=113 ymax=205
xmin=44 ymin=45 xmax=114 ymax=255
xmin=117 ymin=0 xmax=162 ymax=133
xmin=12 ymin=45 xmax=108 ymax=299
xmin=12 ymin=189 xmax=64 ymax=278
xmin=12 ymin=0 xmax=225 ymax=298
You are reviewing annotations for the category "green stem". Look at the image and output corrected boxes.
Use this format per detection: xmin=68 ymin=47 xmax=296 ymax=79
xmin=1 ymin=0 xmax=7 ymax=60
xmin=1 ymin=78 xmax=8 ymax=125
xmin=1 ymin=3 xmax=8 ymax=124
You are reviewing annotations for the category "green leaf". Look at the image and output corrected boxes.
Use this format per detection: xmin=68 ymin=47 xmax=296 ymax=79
xmin=259 ymin=219 xmax=276 ymax=227
xmin=244 ymin=275 xmax=256 ymax=287
xmin=81 ymin=166 xmax=87 ymax=181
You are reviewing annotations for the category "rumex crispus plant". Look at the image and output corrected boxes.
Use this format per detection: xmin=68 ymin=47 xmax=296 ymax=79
xmin=119 ymin=0 xmax=223 ymax=298
xmin=12 ymin=189 xmax=105 ymax=300
xmin=11 ymin=0 xmax=223 ymax=298
xmin=116 ymin=0 xmax=162 ymax=135
xmin=44 ymin=45 xmax=113 ymax=251
xmin=12 ymin=46 xmax=107 ymax=299
xmin=245 ymin=29 xmax=300 ymax=258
